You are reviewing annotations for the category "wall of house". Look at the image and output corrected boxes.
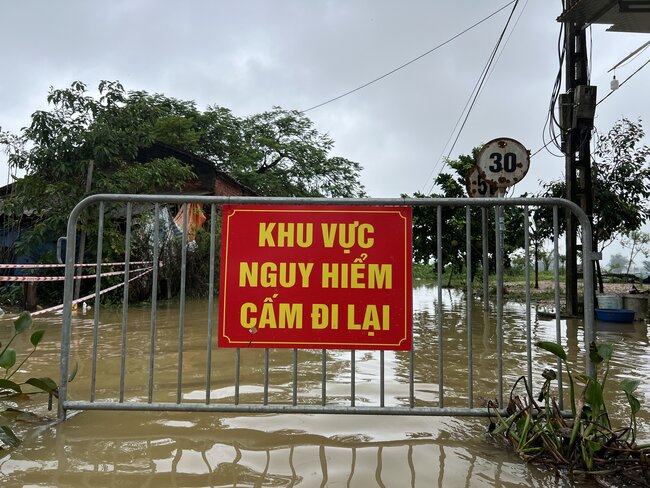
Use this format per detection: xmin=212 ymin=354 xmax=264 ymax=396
xmin=214 ymin=177 xmax=254 ymax=197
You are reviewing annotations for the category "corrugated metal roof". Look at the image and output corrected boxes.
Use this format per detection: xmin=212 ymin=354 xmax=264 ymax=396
xmin=558 ymin=0 xmax=650 ymax=33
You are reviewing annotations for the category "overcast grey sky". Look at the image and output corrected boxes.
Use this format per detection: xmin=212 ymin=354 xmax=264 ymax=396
xmin=1 ymin=0 xmax=648 ymax=201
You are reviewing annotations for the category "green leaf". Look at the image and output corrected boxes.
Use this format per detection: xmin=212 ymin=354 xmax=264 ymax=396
xmin=621 ymin=378 xmax=640 ymax=395
xmin=627 ymin=394 xmax=641 ymax=415
xmin=0 ymin=379 xmax=22 ymax=393
xmin=25 ymin=377 xmax=58 ymax=397
xmin=0 ymin=425 xmax=20 ymax=447
xmin=536 ymin=341 xmax=567 ymax=361
xmin=68 ymin=361 xmax=78 ymax=383
xmin=30 ymin=329 xmax=45 ymax=347
xmin=0 ymin=348 xmax=17 ymax=369
xmin=585 ymin=379 xmax=603 ymax=412
xmin=589 ymin=342 xmax=603 ymax=365
xmin=13 ymin=311 xmax=32 ymax=335
xmin=587 ymin=439 xmax=602 ymax=453
xmin=597 ymin=343 xmax=614 ymax=362
xmin=576 ymin=374 xmax=591 ymax=385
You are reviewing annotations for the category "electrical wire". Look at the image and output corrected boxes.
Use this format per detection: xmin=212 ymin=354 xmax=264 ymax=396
xmin=426 ymin=0 xmax=528 ymax=178
xmin=421 ymin=0 xmax=521 ymax=195
xmin=300 ymin=1 xmax=517 ymax=114
xmin=541 ymin=22 xmax=565 ymax=157
xmin=530 ymin=56 xmax=650 ymax=158
xmin=608 ymin=41 xmax=650 ymax=72
xmin=597 ymin=57 xmax=650 ymax=106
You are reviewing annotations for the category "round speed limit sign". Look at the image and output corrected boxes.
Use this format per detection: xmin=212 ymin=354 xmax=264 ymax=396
xmin=477 ymin=138 xmax=530 ymax=189
xmin=466 ymin=165 xmax=497 ymax=198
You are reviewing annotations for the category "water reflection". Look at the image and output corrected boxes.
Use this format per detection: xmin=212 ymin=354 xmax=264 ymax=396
xmin=0 ymin=283 xmax=648 ymax=487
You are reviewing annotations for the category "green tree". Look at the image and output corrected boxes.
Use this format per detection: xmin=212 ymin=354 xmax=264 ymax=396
xmin=0 ymin=80 xmax=365 ymax=263
xmin=621 ymin=230 xmax=650 ymax=275
xmin=0 ymin=81 xmax=197 ymax=258
xmin=539 ymin=118 xmax=650 ymax=291
xmin=607 ymin=253 xmax=627 ymax=274
xmin=406 ymin=149 xmax=524 ymax=285
xmin=198 ymin=107 xmax=365 ymax=197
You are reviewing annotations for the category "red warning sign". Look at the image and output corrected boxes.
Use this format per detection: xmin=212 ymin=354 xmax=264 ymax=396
xmin=218 ymin=205 xmax=412 ymax=350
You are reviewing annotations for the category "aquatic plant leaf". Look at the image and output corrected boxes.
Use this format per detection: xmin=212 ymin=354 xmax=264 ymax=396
xmin=621 ymin=378 xmax=640 ymax=395
xmin=68 ymin=361 xmax=78 ymax=383
xmin=0 ymin=379 xmax=22 ymax=393
xmin=627 ymin=394 xmax=641 ymax=415
xmin=542 ymin=369 xmax=557 ymax=380
xmin=536 ymin=341 xmax=566 ymax=361
xmin=587 ymin=439 xmax=602 ymax=453
xmin=30 ymin=329 xmax=45 ymax=347
xmin=13 ymin=311 xmax=32 ymax=335
xmin=576 ymin=374 xmax=591 ymax=385
xmin=585 ymin=379 xmax=603 ymax=412
xmin=0 ymin=348 xmax=16 ymax=369
xmin=589 ymin=342 xmax=603 ymax=365
xmin=0 ymin=425 xmax=20 ymax=447
xmin=597 ymin=343 xmax=613 ymax=362
xmin=25 ymin=377 xmax=58 ymax=397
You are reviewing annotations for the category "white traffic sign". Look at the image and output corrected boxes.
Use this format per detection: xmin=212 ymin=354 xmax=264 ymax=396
xmin=466 ymin=165 xmax=497 ymax=198
xmin=476 ymin=138 xmax=530 ymax=189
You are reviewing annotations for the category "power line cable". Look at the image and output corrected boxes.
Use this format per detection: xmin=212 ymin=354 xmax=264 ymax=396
xmin=531 ymin=56 xmax=650 ymax=158
xmin=422 ymin=0 xmax=520 ymax=194
xmin=541 ymin=22 xmax=565 ymax=157
xmin=300 ymin=1 xmax=517 ymax=114
xmin=597 ymin=57 xmax=650 ymax=106
xmin=424 ymin=0 xmax=528 ymax=191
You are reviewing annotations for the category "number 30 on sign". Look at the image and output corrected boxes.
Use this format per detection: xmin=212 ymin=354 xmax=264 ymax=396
xmin=476 ymin=137 xmax=530 ymax=189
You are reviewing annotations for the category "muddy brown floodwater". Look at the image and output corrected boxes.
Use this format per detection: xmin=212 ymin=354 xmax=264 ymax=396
xmin=0 ymin=283 xmax=648 ymax=487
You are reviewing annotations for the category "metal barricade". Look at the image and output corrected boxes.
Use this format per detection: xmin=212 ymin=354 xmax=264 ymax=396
xmin=58 ymin=195 xmax=595 ymax=420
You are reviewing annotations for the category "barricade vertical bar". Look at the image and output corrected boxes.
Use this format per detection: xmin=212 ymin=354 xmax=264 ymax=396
xmin=206 ymin=204 xmax=216 ymax=404
xmin=292 ymin=348 xmax=298 ymax=406
xmin=466 ymin=206 xmax=473 ymax=408
xmin=148 ymin=203 xmax=161 ymax=403
xmin=380 ymin=350 xmax=385 ymax=408
xmin=495 ymin=204 xmax=504 ymax=408
xmin=176 ymin=204 xmax=189 ymax=403
xmin=409 ymin=347 xmax=414 ymax=408
xmin=58 ymin=197 xmax=81 ymax=419
xmin=579 ymin=214 xmax=596 ymax=378
xmin=348 ymin=448 xmax=357 ymax=485
xmin=235 ymin=348 xmax=241 ymax=405
xmin=289 ymin=446 xmax=297 ymax=483
xmin=321 ymin=349 xmax=326 ymax=406
xmin=553 ymin=206 xmax=564 ymax=409
xmin=524 ymin=207 xmax=532 ymax=389
xmin=264 ymin=349 xmax=270 ymax=405
xmin=90 ymin=202 xmax=104 ymax=402
xmin=119 ymin=202 xmax=133 ymax=403
xmin=376 ymin=446 xmax=383 ymax=484
xmin=319 ymin=445 xmax=328 ymax=485
xmin=482 ymin=208 xmax=489 ymax=309
xmin=408 ymin=445 xmax=415 ymax=488
xmin=351 ymin=351 xmax=356 ymax=407
xmin=437 ymin=205 xmax=444 ymax=407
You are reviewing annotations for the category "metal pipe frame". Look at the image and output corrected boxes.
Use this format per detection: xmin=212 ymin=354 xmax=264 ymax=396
xmin=58 ymin=195 xmax=596 ymax=420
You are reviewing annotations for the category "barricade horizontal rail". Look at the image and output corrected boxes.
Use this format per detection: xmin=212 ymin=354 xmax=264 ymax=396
xmin=0 ymin=261 xmax=152 ymax=269
xmin=57 ymin=194 xmax=595 ymax=420
xmin=0 ymin=266 xmax=152 ymax=281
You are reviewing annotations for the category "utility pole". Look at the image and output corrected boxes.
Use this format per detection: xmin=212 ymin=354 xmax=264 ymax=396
xmin=561 ymin=2 xmax=596 ymax=316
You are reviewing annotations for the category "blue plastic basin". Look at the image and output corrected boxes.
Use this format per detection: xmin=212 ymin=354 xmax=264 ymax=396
xmin=595 ymin=308 xmax=635 ymax=323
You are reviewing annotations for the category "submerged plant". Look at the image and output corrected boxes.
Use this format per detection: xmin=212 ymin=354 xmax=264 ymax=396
xmin=488 ymin=341 xmax=649 ymax=486
xmin=0 ymin=312 xmax=62 ymax=449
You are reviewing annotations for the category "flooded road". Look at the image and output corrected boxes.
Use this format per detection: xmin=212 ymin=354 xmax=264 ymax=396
xmin=1 ymin=283 xmax=649 ymax=487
